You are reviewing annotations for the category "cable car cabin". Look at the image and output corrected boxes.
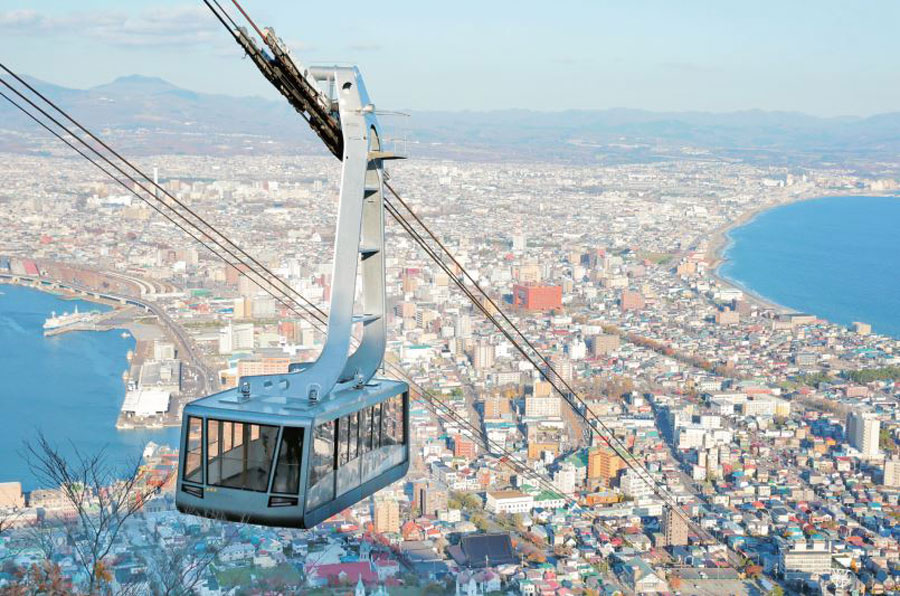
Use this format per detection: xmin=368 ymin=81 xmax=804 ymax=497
xmin=176 ymin=378 xmax=409 ymax=528
xmin=177 ymin=64 xmax=409 ymax=528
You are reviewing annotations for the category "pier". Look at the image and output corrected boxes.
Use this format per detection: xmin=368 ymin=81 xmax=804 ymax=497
xmin=42 ymin=306 xmax=139 ymax=336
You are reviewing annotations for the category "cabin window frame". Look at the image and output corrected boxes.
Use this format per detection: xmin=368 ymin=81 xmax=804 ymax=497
xmin=272 ymin=426 xmax=305 ymax=495
xmin=182 ymin=416 xmax=204 ymax=484
xmin=206 ymin=418 xmax=278 ymax=493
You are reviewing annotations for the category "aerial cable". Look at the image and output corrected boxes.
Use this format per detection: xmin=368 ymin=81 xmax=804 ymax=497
xmin=0 ymin=63 xmax=328 ymax=326
xmin=2 ymin=50 xmax=707 ymax=552
xmin=0 ymin=90 xmax=243 ymax=272
xmin=0 ymin=84 xmax=327 ymax=333
xmin=381 ymin=180 xmax=702 ymax=534
xmin=204 ymin=0 xmax=731 ymax=558
xmin=383 ymin=192 xmax=714 ymax=545
xmin=1 ymin=82 xmax=636 ymax=545
xmin=0 ymin=80 xmax=324 ymax=333
xmin=208 ymin=0 xmax=241 ymax=32
xmin=193 ymin=2 xmax=685 ymax=524
xmin=228 ymin=0 xmax=266 ymax=40
xmin=0 ymin=79 xmax=558 ymax=502
xmin=0 ymin=83 xmax=571 ymax=508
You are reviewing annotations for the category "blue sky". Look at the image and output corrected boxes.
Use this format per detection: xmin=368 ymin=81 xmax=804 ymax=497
xmin=1 ymin=0 xmax=898 ymax=116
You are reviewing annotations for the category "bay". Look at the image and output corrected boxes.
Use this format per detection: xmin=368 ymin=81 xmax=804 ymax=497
xmin=0 ymin=284 xmax=180 ymax=491
xmin=720 ymin=195 xmax=900 ymax=339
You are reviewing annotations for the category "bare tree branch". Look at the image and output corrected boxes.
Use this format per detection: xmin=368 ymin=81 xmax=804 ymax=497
xmin=22 ymin=432 xmax=173 ymax=595
xmin=137 ymin=514 xmax=246 ymax=596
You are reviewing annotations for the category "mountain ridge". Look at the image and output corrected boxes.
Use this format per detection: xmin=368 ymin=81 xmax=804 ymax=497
xmin=2 ymin=74 xmax=899 ymax=164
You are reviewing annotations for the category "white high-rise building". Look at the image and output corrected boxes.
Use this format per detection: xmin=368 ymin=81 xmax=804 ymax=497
xmin=511 ymin=231 xmax=527 ymax=251
xmin=554 ymin=463 xmax=577 ymax=495
xmin=620 ymin=470 xmax=652 ymax=499
xmin=883 ymin=457 xmax=900 ymax=487
xmin=525 ymin=395 xmax=561 ymax=419
xmin=847 ymin=411 xmax=880 ymax=458
xmin=218 ymin=322 xmax=255 ymax=355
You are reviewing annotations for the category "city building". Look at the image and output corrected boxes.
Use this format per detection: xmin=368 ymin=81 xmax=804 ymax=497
xmin=847 ymin=410 xmax=880 ymax=458
xmin=779 ymin=540 xmax=833 ymax=580
xmin=236 ymin=357 xmax=291 ymax=378
xmin=588 ymin=447 xmax=625 ymax=484
xmin=453 ymin=434 xmax=477 ymax=459
xmin=373 ymin=499 xmax=400 ymax=534
xmin=483 ymin=396 xmax=510 ymax=420
xmin=485 ymin=490 xmax=533 ymax=514
xmin=661 ymin=507 xmax=689 ymax=547
xmin=620 ymin=471 xmax=653 ymax=499
xmin=620 ymin=290 xmax=645 ymax=311
xmin=590 ymin=333 xmax=620 ymax=356
xmin=0 ymin=482 xmax=24 ymax=509
xmin=525 ymin=395 xmax=561 ymax=419
xmin=218 ymin=322 xmax=254 ymax=354
xmin=513 ymin=284 xmax=562 ymax=311
xmin=883 ymin=457 xmax=900 ymax=487
xmin=412 ymin=482 xmax=448 ymax=518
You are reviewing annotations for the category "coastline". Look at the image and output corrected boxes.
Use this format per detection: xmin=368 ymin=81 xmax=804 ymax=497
xmin=705 ymin=191 xmax=898 ymax=315
xmin=0 ymin=278 xmax=152 ymax=343
xmin=0 ymin=284 xmax=182 ymax=490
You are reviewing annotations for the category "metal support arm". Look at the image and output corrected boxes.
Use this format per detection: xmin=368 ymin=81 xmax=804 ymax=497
xmin=227 ymin=66 xmax=388 ymax=404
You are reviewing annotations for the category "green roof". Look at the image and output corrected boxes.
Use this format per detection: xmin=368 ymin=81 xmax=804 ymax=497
xmin=565 ymin=450 xmax=589 ymax=468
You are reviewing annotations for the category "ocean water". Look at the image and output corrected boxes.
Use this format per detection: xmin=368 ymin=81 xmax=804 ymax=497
xmin=0 ymin=285 xmax=180 ymax=491
xmin=721 ymin=195 xmax=900 ymax=339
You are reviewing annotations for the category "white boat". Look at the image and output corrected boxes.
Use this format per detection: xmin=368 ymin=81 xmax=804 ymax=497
xmin=43 ymin=306 xmax=98 ymax=334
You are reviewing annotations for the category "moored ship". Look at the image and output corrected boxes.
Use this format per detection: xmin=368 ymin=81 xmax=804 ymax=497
xmin=42 ymin=306 xmax=98 ymax=335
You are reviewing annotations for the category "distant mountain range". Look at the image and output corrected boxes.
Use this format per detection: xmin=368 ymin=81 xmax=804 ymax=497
xmin=2 ymin=74 xmax=899 ymax=166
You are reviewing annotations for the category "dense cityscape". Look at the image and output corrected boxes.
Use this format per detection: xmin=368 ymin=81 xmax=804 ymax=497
xmin=0 ymin=148 xmax=898 ymax=595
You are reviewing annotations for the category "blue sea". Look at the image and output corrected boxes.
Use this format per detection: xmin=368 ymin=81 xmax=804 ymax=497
xmin=721 ymin=195 xmax=900 ymax=339
xmin=0 ymin=285 xmax=180 ymax=491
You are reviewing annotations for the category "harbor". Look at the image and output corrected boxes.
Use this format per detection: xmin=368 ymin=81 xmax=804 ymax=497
xmin=1 ymin=258 xmax=216 ymax=436
xmin=42 ymin=304 xmax=139 ymax=337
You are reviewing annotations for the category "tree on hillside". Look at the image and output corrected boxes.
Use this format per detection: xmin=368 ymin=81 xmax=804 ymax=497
xmin=138 ymin=514 xmax=243 ymax=596
xmin=22 ymin=433 xmax=171 ymax=594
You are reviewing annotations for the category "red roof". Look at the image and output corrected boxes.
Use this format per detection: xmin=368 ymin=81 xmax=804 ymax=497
xmin=311 ymin=562 xmax=377 ymax=585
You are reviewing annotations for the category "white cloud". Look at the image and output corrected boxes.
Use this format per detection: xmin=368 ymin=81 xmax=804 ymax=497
xmin=0 ymin=5 xmax=224 ymax=48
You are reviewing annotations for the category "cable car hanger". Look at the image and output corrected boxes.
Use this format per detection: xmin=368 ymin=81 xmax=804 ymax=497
xmin=174 ymin=26 xmax=411 ymax=526
xmin=0 ymin=0 xmax=730 ymax=554
xmin=184 ymin=0 xmax=714 ymax=542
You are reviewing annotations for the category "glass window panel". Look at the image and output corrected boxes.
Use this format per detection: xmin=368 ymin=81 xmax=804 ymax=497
xmin=382 ymin=400 xmax=396 ymax=447
xmin=183 ymin=416 xmax=203 ymax=483
xmin=360 ymin=408 xmax=371 ymax=454
xmin=273 ymin=427 xmax=304 ymax=494
xmin=207 ymin=420 xmax=278 ymax=492
xmin=348 ymin=412 xmax=359 ymax=460
xmin=207 ymin=420 xmax=220 ymax=458
xmin=372 ymin=403 xmax=382 ymax=450
xmin=400 ymin=394 xmax=407 ymax=444
xmin=392 ymin=394 xmax=406 ymax=445
xmin=223 ymin=423 xmax=233 ymax=452
xmin=338 ymin=417 xmax=349 ymax=465
xmin=308 ymin=420 xmax=335 ymax=499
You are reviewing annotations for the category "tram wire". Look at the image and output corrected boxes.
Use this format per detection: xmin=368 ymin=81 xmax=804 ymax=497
xmin=379 ymin=195 xmax=707 ymax=533
xmin=0 ymin=82 xmax=577 ymax=528
xmin=0 ymin=64 xmax=669 ymax=555
xmin=196 ymin=0 xmax=708 ymax=546
xmin=0 ymin=73 xmax=580 ymax=515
